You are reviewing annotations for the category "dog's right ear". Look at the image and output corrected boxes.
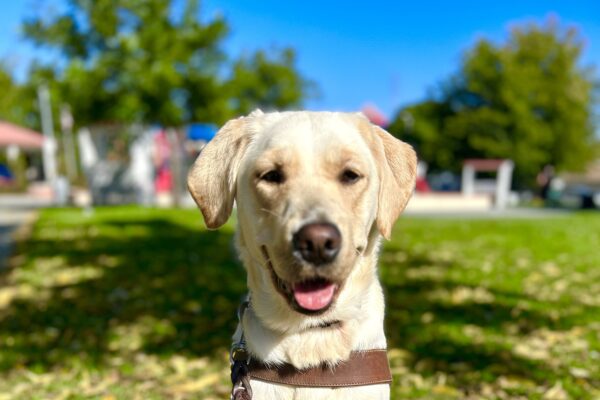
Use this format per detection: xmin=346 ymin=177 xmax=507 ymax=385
xmin=187 ymin=115 xmax=252 ymax=229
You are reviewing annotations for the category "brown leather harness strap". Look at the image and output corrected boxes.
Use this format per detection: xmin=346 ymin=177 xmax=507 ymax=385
xmin=247 ymin=349 xmax=392 ymax=387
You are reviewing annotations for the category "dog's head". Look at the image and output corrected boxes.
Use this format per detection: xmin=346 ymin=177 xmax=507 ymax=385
xmin=188 ymin=111 xmax=416 ymax=328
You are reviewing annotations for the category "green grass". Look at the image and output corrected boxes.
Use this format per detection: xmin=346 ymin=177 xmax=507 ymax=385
xmin=1 ymin=207 xmax=599 ymax=399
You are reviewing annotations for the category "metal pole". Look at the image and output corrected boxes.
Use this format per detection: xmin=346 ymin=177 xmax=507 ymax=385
xmin=60 ymin=104 xmax=77 ymax=181
xmin=495 ymin=160 xmax=514 ymax=210
xmin=461 ymin=164 xmax=475 ymax=196
xmin=37 ymin=85 xmax=58 ymax=183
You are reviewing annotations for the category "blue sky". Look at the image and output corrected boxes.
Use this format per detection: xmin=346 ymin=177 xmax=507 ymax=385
xmin=1 ymin=0 xmax=600 ymax=119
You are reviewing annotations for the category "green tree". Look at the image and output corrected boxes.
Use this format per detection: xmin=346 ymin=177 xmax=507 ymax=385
xmin=227 ymin=48 xmax=318 ymax=116
xmin=22 ymin=0 xmax=315 ymax=127
xmin=0 ymin=65 xmax=31 ymax=126
xmin=389 ymin=19 xmax=598 ymax=185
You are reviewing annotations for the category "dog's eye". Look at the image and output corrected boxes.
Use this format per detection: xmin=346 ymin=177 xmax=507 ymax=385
xmin=260 ymin=169 xmax=285 ymax=184
xmin=340 ymin=169 xmax=361 ymax=184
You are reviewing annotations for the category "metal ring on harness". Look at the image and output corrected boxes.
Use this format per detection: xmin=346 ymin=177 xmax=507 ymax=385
xmin=230 ymin=299 xmax=252 ymax=400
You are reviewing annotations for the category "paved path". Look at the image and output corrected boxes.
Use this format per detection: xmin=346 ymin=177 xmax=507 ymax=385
xmin=404 ymin=207 xmax=572 ymax=219
xmin=0 ymin=194 xmax=51 ymax=269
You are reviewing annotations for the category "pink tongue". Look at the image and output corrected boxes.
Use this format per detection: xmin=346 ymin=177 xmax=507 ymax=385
xmin=293 ymin=280 xmax=336 ymax=311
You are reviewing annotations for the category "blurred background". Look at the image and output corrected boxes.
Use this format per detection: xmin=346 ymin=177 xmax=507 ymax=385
xmin=0 ymin=1 xmax=599 ymax=399
xmin=0 ymin=0 xmax=599 ymax=210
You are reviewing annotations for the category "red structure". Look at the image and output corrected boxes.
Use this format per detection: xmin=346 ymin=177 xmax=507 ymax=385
xmin=361 ymin=104 xmax=388 ymax=127
xmin=0 ymin=122 xmax=45 ymax=149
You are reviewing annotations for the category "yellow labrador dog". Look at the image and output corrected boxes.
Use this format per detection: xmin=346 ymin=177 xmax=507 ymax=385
xmin=188 ymin=110 xmax=416 ymax=399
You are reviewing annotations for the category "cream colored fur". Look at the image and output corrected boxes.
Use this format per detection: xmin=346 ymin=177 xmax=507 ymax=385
xmin=188 ymin=111 xmax=417 ymax=399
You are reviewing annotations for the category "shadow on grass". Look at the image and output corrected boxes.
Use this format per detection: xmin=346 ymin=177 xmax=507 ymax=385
xmin=0 ymin=213 xmax=245 ymax=371
xmin=0 ymin=210 xmax=588 ymax=391
xmin=382 ymin=248 xmax=572 ymax=389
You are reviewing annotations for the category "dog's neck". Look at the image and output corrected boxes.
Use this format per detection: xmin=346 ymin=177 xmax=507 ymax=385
xmin=234 ymin=242 xmax=387 ymax=370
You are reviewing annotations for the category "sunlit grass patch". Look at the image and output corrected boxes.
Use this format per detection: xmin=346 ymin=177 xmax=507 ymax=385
xmin=384 ymin=214 xmax=600 ymax=399
xmin=0 ymin=207 xmax=599 ymax=398
xmin=0 ymin=206 xmax=238 ymax=398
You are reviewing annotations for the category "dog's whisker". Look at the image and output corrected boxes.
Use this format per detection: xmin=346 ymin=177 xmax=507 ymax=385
xmin=260 ymin=208 xmax=284 ymax=219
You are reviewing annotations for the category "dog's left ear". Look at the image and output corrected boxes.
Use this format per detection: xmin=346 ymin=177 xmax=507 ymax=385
xmin=187 ymin=114 xmax=253 ymax=229
xmin=368 ymin=124 xmax=417 ymax=240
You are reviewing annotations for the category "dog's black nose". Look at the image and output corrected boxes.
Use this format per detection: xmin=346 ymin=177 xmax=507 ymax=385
xmin=292 ymin=223 xmax=341 ymax=265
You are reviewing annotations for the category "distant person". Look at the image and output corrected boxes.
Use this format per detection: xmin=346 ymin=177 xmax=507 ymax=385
xmin=536 ymin=165 xmax=555 ymax=201
xmin=154 ymin=130 xmax=173 ymax=207
xmin=415 ymin=161 xmax=430 ymax=192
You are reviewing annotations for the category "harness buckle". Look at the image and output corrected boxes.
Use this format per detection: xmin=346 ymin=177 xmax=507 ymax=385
xmin=230 ymin=297 xmax=252 ymax=399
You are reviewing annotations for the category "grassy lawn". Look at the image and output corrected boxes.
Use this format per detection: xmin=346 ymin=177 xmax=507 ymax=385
xmin=0 ymin=207 xmax=599 ymax=399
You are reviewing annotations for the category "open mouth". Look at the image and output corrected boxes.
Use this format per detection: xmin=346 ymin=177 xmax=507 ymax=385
xmin=262 ymin=246 xmax=340 ymax=315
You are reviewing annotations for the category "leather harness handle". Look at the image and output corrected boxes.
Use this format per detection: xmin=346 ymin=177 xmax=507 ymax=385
xmin=247 ymin=349 xmax=392 ymax=388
